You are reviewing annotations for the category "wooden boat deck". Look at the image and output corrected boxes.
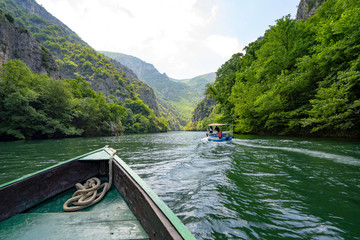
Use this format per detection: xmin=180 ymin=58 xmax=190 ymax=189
xmin=0 ymin=186 xmax=148 ymax=240
xmin=0 ymin=147 xmax=195 ymax=239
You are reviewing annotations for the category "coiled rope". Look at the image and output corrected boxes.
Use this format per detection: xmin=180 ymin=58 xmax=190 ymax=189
xmin=63 ymin=147 xmax=116 ymax=212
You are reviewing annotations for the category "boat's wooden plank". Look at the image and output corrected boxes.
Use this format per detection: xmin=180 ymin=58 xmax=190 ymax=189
xmin=0 ymin=160 xmax=103 ymax=222
xmin=113 ymin=158 xmax=186 ymax=240
xmin=0 ymin=184 xmax=149 ymax=240
xmin=0 ymin=147 xmax=195 ymax=239
xmin=0 ymin=148 xmax=108 ymax=189
xmin=0 ymin=211 xmax=148 ymax=240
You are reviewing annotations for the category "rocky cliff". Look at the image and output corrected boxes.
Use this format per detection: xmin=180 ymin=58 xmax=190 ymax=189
xmin=191 ymin=95 xmax=216 ymax=123
xmin=0 ymin=11 xmax=60 ymax=78
xmin=2 ymin=0 xmax=162 ymax=117
xmin=185 ymin=94 xmax=216 ymax=131
xmin=296 ymin=0 xmax=327 ymax=21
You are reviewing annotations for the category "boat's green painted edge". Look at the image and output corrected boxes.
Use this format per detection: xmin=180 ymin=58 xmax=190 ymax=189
xmin=103 ymin=147 xmax=196 ymax=240
xmin=0 ymin=147 xmax=196 ymax=240
xmin=0 ymin=147 xmax=105 ymax=188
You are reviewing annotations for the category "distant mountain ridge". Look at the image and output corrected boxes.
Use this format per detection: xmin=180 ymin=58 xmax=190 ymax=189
xmin=172 ymin=73 xmax=216 ymax=94
xmin=101 ymin=51 xmax=215 ymax=122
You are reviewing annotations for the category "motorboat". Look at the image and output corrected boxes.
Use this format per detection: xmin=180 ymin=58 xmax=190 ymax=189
xmin=206 ymin=123 xmax=233 ymax=142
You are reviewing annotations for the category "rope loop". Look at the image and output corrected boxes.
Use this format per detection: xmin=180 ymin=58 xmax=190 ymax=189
xmin=63 ymin=147 xmax=116 ymax=212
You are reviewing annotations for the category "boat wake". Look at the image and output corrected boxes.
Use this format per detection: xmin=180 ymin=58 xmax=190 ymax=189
xmin=232 ymin=139 xmax=360 ymax=167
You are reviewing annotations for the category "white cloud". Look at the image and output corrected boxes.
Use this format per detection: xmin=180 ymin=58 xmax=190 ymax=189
xmin=35 ymin=0 xmax=245 ymax=78
xmin=204 ymin=34 xmax=242 ymax=59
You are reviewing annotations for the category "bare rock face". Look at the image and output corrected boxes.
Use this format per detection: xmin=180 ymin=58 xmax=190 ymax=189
xmin=0 ymin=13 xmax=61 ymax=78
xmin=296 ymin=0 xmax=327 ymax=21
xmin=191 ymin=95 xmax=216 ymax=123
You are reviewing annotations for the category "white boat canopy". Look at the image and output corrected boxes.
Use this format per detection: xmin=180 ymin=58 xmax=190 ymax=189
xmin=208 ymin=123 xmax=232 ymax=126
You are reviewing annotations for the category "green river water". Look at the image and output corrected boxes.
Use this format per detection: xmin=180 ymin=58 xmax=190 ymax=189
xmin=0 ymin=131 xmax=359 ymax=239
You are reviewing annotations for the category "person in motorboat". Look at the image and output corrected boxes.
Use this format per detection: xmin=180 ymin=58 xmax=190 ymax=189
xmin=206 ymin=123 xmax=233 ymax=141
xmin=214 ymin=125 xmax=223 ymax=139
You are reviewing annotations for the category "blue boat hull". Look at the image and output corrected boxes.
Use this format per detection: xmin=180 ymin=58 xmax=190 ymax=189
xmin=207 ymin=135 xmax=233 ymax=142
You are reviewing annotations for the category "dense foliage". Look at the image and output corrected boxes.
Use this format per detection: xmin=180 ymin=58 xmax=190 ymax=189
xmin=0 ymin=60 xmax=166 ymax=140
xmin=197 ymin=0 xmax=359 ymax=137
xmin=0 ymin=0 xmax=168 ymax=140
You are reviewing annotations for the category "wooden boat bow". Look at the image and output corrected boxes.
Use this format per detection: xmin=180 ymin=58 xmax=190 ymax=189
xmin=0 ymin=146 xmax=195 ymax=240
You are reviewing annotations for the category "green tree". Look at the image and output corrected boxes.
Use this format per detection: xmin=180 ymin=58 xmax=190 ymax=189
xmin=202 ymin=0 xmax=360 ymax=137
xmin=0 ymin=60 xmax=81 ymax=140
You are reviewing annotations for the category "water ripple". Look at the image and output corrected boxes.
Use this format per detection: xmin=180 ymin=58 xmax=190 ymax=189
xmin=1 ymin=132 xmax=360 ymax=239
xmin=233 ymin=139 xmax=360 ymax=166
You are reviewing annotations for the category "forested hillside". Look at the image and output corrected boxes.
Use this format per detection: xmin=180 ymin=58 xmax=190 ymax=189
xmin=0 ymin=0 xmax=158 ymax=107
xmin=190 ymin=0 xmax=360 ymax=138
xmin=0 ymin=0 xmax=168 ymax=140
xmin=101 ymin=51 xmax=206 ymax=125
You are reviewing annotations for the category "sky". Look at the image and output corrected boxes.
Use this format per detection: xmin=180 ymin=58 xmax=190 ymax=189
xmin=35 ymin=0 xmax=300 ymax=79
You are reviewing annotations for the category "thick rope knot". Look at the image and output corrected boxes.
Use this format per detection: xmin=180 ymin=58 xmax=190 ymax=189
xmin=63 ymin=148 xmax=116 ymax=212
